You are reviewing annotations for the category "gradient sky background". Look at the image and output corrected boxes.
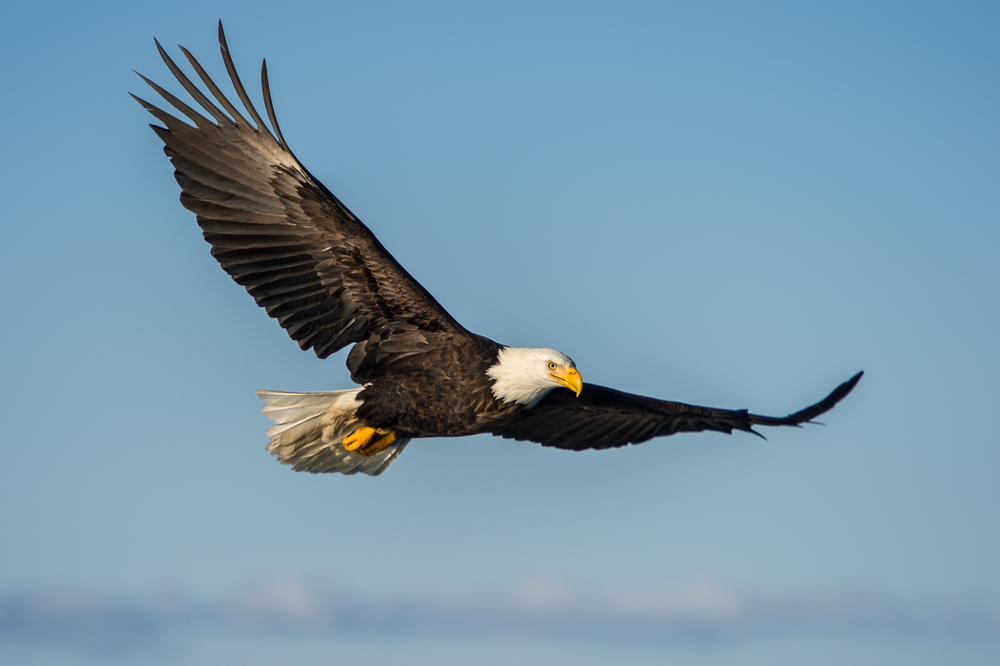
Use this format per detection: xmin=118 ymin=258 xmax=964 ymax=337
xmin=2 ymin=1 xmax=998 ymax=664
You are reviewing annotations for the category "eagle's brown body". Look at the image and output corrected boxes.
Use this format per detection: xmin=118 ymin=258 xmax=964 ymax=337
xmin=356 ymin=335 xmax=519 ymax=439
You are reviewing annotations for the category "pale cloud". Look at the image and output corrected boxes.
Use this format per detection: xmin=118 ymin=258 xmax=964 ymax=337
xmin=2 ymin=577 xmax=997 ymax=657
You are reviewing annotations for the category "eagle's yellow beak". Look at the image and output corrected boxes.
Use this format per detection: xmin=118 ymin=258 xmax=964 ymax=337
xmin=550 ymin=367 xmax=583 ymax=397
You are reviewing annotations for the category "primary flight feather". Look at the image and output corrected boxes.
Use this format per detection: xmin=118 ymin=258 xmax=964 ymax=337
xmin=135 ymin=23 xmax=862 ymax=476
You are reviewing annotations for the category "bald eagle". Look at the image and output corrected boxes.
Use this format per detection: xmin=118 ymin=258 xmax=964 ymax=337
xmin=135 ymin=24 xmax=862 ymax=476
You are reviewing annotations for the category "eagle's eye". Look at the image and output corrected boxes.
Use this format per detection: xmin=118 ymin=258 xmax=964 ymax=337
xmin=547 ymin=361 xmax=557 ymax=370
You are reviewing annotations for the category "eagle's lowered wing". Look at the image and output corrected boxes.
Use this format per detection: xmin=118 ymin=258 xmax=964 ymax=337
xmin=133 ymin=22 xmax=466 ymax=369
xmin=491 ymin=371 xmax=863 ymax=450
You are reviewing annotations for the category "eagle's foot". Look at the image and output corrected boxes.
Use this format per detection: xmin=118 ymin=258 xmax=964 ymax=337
xmin=343 ymin=427 xmax=397 ymax=456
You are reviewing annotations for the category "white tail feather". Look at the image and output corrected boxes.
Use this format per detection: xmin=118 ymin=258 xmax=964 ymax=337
xmin=255 ymin=388 xmax=408 ymax=476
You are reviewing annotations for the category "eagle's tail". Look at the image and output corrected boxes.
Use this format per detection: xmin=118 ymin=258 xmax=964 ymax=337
xmin=255 ymin=389 xmax=408 ymax=476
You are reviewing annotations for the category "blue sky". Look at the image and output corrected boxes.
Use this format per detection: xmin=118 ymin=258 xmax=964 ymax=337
xmin=1 ymin=1 xmax=998 ymax=664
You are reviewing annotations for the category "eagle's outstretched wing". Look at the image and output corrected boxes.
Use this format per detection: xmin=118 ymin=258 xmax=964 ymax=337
xmin=133 ymin=22 xmax=468 ymax=382
xmin=492 ymin=371 xmax=863 ymax=450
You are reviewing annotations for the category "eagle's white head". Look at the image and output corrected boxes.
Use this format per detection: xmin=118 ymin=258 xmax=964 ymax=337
xmin=487 ymin=347 xmax=583 ymax=408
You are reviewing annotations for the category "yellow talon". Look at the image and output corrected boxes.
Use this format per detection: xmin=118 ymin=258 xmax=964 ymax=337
xmin=343 ymin=427 xmax=376 ymax=452
xmin=343 ymin=427 xmax=397 ymax=456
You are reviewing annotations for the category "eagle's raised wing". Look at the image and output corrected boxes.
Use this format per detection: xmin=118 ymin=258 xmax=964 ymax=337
xmin=133 ymin=22 xmax=468 ymax=382
xmin=492 ymin=371 xmax=863 ymax=450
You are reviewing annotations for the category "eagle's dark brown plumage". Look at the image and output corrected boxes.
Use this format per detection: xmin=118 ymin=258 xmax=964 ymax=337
xmin=135 ymin=23 xmax=861 ymax=476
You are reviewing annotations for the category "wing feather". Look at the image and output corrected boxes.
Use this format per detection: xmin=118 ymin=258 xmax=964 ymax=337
xmin=136 ymin=22 xmax=468 ymax=379
xmin=492 ymin=372 xmax=863 ymax=451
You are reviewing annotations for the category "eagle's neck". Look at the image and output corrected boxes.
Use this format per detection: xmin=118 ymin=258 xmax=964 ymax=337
xmin=486 ymin=347 xmax=558 ymax=408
